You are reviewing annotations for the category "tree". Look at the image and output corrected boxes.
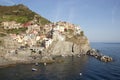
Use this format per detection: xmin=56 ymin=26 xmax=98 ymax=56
xmin=80 ymin=31 xmax=84 ymax=36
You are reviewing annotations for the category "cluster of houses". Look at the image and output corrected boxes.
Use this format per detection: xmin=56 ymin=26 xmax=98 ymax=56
xmin=2 ymin=21 xmax=82 ymax=51
xmin=1 ymin=21 xmax=22 ymax=29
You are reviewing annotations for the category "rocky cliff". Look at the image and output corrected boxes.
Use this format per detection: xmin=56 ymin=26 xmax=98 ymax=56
xmin=46 ymin=34 xmax=90 ymax=56
xmin=0 ymin=20 xmax=91 ymax=66
xmin=0 ymin=4 xmax=112 ymax=67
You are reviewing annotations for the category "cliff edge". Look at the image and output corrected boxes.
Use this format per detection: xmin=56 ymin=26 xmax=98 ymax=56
xmin=0 ymin=21 xmax=90 ymax=65
xmin=0 ymin=4 xmax=112 ymax=67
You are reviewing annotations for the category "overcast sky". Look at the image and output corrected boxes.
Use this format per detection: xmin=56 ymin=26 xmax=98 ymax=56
xmin=0 ymin=0 xmax=120 ymax=42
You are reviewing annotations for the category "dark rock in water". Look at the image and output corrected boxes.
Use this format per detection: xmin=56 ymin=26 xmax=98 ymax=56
xmin=87 ymin=49 xmax=113 ymax=62
xmin=87 ymin=49 xmax=99 ymax=56
xmin=100 ymin=56 xmax=113 ymax=62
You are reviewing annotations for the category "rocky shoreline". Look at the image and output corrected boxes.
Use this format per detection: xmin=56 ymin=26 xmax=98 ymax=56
xmin=0 ymin=21 xmax=113 ymax=67
xmin=0 ymin=4 xmax=113 ymax=67
xmin=0 ymin=48 xmax=113 ymax=68
xmin=0 ymin=21 xmax=91 ymax=67
xmin=86 ymin=49 xmax=113 ymax=62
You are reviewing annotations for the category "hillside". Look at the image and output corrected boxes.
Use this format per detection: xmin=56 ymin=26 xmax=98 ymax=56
xmin=0 ymin=4 xmax=51 ymax=35
xmin=0 ymin=4 xmax=50 ymax=24
xmin=0 ymin=4 xmax=112 ymax=66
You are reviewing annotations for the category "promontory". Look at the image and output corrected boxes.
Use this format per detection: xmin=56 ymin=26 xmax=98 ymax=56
xmin=0 ymin=4 xmax=112 ymax=67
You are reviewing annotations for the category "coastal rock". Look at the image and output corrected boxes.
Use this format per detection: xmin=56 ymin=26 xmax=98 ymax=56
xmin=87 ymin=49 xmax=113 ymax=62
xmin=4 ymin=49 xmax=32 ymax=62
xmin=40 ymin=56 xmax=54 ymax=63
xmin=46 ymin=38 xmax=90 ymax=56
xmin=47 ymin=40 xmax=73 ymax=56
xmin=0 ymin=4 xmax=113 ymax=67
xmin=100 ymin=56 xmax=113 ymax=62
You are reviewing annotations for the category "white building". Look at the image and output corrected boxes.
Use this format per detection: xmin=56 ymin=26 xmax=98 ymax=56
xmin=2 ymin=21 xmax=22 ymax=29
xmin=44 ymin=38 xmax=53 ymax=48
xmin=53 ymin=25 xmax=65 ymax=32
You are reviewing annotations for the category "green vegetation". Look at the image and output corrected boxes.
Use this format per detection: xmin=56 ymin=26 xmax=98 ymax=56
xmin=68 ymin=29 xmax=74 ymax=33
xmin=0 ymin=33 xmax=6 ymax=37
xmin=66 ymin=35 xmax=88 ymax=44
xmin=6 ymin=27 xmax=27 ymax=34
xmin=39 ymin=16 xmax=51 ymax=25
xmin=0 ymin=27 xmax=7 ymax=37
xmin=67 ymin=29 xmax=74 ymax=35
xmin=0 ymin=4 xmax=51 ymax=35
xmin=0 ymin=4 xmax=51 ymax=24
xmin=0 ymin=15 xmax=29 ymax=23
xmin=0 ymin=39 xmax=4 ymax=45
xmin=80 ymin=31 xmax=84 ymax=36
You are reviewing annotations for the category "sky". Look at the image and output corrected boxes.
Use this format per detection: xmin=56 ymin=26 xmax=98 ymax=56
xmin=0 ymin=0 xmax=120 ymax=42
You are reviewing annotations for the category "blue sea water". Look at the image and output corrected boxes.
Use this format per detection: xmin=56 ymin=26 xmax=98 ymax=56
xmin=0 ymin=43 xmax=120 ymax=80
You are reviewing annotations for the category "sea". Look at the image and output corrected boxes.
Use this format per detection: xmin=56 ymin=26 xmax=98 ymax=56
xmin=0 ymin=42 xmax=120 ymax=80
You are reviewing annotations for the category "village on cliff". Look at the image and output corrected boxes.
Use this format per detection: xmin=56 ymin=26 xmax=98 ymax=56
xmin=0 ymin=5 xmax=113 ymax=66
xmin=1 ymin=17 xmax=83 ymax=56
xmin=0 ymin=17 xmax=113 ymax=64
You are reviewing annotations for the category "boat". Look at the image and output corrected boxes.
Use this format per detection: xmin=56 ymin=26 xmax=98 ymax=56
xmin=32 ymin=68 xmax=37 ymax=71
